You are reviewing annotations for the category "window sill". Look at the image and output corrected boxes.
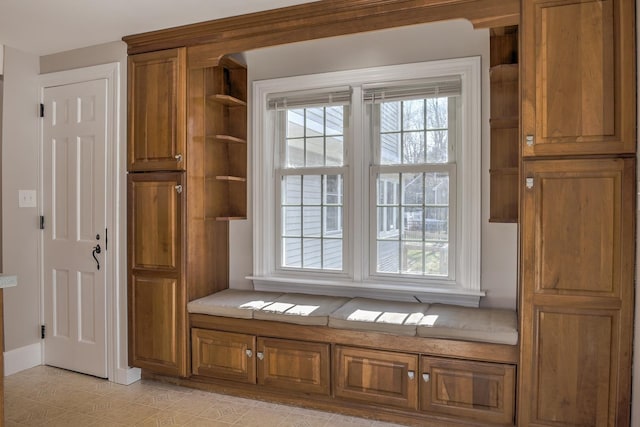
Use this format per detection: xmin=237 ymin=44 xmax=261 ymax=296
xmin=247 ymin=275 xmax=484 ymax=307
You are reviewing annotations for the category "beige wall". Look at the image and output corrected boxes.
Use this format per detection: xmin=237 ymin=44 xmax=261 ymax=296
xmin=237 ymin=19 xmax=519 ymax=309
xmin=2 ymin=47 xmax=40 ymax=351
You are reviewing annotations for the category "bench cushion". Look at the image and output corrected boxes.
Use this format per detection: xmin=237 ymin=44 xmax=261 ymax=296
xmin=254 ymin=293 xmax=350 ymax=326
xmin=417 ymin=304 xmax=518 ymax=345
xmin=328 ymin=298 xmax=428 ymax=336
xmin=187 ymin=289 xmax=282 ymax=319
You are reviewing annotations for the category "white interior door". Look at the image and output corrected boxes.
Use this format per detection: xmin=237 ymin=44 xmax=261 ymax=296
xmin=42 ymin=78 xmax=108 ymax=378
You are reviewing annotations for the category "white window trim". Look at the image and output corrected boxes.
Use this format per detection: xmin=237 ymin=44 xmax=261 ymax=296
xmin=251 ymin=57 xmax=483 ymax=306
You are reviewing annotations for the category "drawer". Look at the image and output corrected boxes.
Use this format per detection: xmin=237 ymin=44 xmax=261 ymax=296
xmin=191 ymin=329 xmax=256 ymax=383
xmin=334 ymin=346 xmax=418 ymax=410
xmin=420 ymin=356 xmax=515 ymax=425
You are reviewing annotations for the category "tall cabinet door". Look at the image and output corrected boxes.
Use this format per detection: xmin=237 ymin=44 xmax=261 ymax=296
xmin=128 ymin=172 xmax=186 ymax=376
xmin=521 ymin=0 xmax=635 ymax=157
xmin=128 ymin=48 xmax=186 ymax=171
xmin=518 ymin=158 xmax=634 ymax=426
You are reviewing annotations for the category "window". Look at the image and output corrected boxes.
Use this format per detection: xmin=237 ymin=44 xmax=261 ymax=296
xmin=252 ymin=58 xmax=482 ymax=306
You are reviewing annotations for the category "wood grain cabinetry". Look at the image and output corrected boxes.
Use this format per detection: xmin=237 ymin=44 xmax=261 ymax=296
xmin=128 ymin=173 xmax=185 ymax=375
xmin=191 ymin=331 xmax=330 ymax=395
xmin=420 ymin=356 xmax=515 ymax=425
xmin=334 ymin=346 xmax=419 ymax=410
xmin=518 ymin=158 xmax=635 ymax=426
xmin=521 ymin=0 xmax=635 ymax=156
xmin=128 ymin=48 xmax=186 ymax=171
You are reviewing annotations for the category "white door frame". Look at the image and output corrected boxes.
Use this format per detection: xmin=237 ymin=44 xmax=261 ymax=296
xmin=38 ymin=62 xmax=137 ymax=384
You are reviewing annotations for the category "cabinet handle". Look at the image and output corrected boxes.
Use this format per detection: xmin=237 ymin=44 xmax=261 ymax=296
xmin=257 ymin=351 xmax=264 ymax=360
xmin=175 ymin=154 xmax=183 ymax=162
xmin=175 ymin=185 xmax=183 ymax=194
xmin=422 ymin=373 xmax=430 ymax=382
xmin=526 ymin=135 xmax=534 ymax=147
xmin=246 ymin=349 xmax=253 ymax=358
xmin=408 ymin=371 xmax=415 ymax=380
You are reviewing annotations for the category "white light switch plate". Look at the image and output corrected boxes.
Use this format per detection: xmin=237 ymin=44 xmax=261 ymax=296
xmin=18 ymin=190 xmax=37 ymax=208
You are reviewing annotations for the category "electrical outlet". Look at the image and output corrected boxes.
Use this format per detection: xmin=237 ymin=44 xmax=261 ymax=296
xmin=18 ymin=190 xmax=37 ymax=208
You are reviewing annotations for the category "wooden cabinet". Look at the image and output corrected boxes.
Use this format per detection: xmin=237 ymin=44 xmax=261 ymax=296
xmin=334 ymin=346 xmax=418 ymax=410
xmin=128 ymin=48 xmax=187 ymax=171
xmin=191 ymin=330 xmax=330 ymax=396
xmin=420 ymin=356 xmax=515 ymax=425
xmin=518 ymin=158 xmax=635 ymax=426
xmin=192 ymin=329 xmax=256 ymax=383
xmin=128 ymin=173 xmax=185 ymax=376
xmin=521 ymin=0 xmax=635 ymax=156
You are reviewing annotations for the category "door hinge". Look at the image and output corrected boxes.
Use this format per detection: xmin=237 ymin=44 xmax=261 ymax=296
xmin=40 ymin=215 xmax=45 ymax=230
xmin=41 ymin=324 xmax=46 ymax=339
xmin=39 ymin=103 xmax=44 ymax=118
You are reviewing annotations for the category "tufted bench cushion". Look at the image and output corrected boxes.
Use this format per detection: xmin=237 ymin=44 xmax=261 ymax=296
xmin=417 ymin=304 xmax=518 ymax=345
xmin=187 ymin=289 xmax=282 ymax=319
xmin=254 ymin=293 xmax=351 ymax=326
xmin=328 ymin=297 xmax=428 ymax=336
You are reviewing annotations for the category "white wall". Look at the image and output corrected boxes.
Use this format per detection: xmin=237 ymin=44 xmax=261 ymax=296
xmin=231 ymin=19 xmax=518 ymax=309
xmin=2 ymin=47 xmax=40 ymax=354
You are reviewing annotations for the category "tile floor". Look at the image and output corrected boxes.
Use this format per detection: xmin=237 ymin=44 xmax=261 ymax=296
xmin=4 ymin=366 xmax=404 ymax=426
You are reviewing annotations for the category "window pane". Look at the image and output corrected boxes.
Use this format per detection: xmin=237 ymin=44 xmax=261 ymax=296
xmin=402 ymin=173 xmax=423 ymax=205
xmin=287 ymin=109 xmax=305 ymax=138
xmin=305 ymin=107 xmax=324 ymax=137
xmin=401 ymin=241 xmax=423 ymax=275
xmin=324 ymin=175 xmax=342 ymax=205
xmin=403 ymin=132 xmax=425 ymax=164
xmin=283 ymin=238 xmax=302 ymax=268
xmin=302 ymin=206 xmax=322 ymax=237
xmin=324 ymin=206 xmax=342 ymax=237
xmin=282 ymin=207 xmax=301 ymax=237
xmin=402 ymin=206 xmax=423 ymax=240
xmin=377 ymin=207 xmax=399 ymax=239
xmin=425 ymin=242 xmax=448 ymax=276
xmin=381 ymin=101 xmax=401 ymax=132
xmin=286 ymin=138 xmax=305 ymax=167
xmin=378 ymin=174 xmax=399 ymax=205
xmin=326 ymin=136 xmax=343 ymax=166
xmin=326 ymin=106 xmax=344 ymax=136
xmin=303 ymin=175 xmax=322 ymax=205
xmin=323 ymin=239 xmax=342 ymax=270
xmin=303 ymin=238 xmax=322 ymax=269
xmin=283 ymin=175 xmax=301 ymax=205
xmin=380 ymin=133 xmax=401 ymax=165
xmin=305 ymin=137 xmax=324 ymax=167
xmin=403 ymin=99 xmax=425 ymax=130
xmin=426 ymin=97 xmax=448 ymax=130
xmin=425 ymin=173 xmax=449 ymax=205
xmin=426 ymin=130 xmax=448 ymax=163
xmin=425 ymin=207 xmax=448 ymax=241
xmin=377 ymin=241 xmax=399 ymax=273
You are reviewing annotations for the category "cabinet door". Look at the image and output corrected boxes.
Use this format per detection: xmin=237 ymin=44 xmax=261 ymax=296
xmin=128 ymin=172 xmax=186 ymax=376
xmin=420 ymin=357 xmax=515 ymax=425
xmin=521 ymin=0 xmax=635 ymax=156
xmin=519 ymin=158 xmax=635 ymax=426
xmin=334 ymin=346 xmax=418 ymax=410
xmin=128 ymin=48 xmax=186 ymax=171
xmin=192 ymin=329 xmax=256 ymax=384
xmin=257 ymin=338 xmax=330 ymax=396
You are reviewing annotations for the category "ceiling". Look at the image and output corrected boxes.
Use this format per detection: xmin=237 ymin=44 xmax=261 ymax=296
xmin=0 ymin=0 xmax=317 ymax=56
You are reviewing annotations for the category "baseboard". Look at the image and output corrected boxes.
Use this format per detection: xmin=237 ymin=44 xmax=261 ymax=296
xmin=115 ymin=366 xmax=141 ymax=385
xmin=4 ymin=342 xmax=42 ymax=376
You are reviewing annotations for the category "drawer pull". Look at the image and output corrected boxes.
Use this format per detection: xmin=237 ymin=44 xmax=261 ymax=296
xmin=526 ymin=135 xmax=534 ymax=146
xmin=175 ymin=185 xmax=183 ymax=194
xmin=408 ymin=371 xmax=415 ymax=380
xmin=422 ymin=373 xmax=430 ymax=382
xmin=175 ymin=153 xmax=183 ymax=162
xmin=246 ymin=349 xmax=253 ymax=358
xmin=257 ymin=351 xmax=264 ymax=360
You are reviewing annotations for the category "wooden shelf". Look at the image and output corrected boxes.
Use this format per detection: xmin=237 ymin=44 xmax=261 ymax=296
xmin=215 ymin=216 xmax=247 ymax=221
xmin=215 ymin=176 xmax=246 ymax=182
xmin=210 ymin=134 xmax=246 ymax=144
xmin=207 ymin=94 xmax=247 ymax=107
xmin=489 ymin=117 xmax=518 ymax=129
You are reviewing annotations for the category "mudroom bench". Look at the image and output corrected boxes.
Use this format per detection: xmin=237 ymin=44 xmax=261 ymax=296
xmin=159 ymin=290 xmax=518 ymax=426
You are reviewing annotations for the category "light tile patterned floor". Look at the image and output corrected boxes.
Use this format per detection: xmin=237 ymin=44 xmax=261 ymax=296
xmin=4 ymin=366 xmax=404 ymax=426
